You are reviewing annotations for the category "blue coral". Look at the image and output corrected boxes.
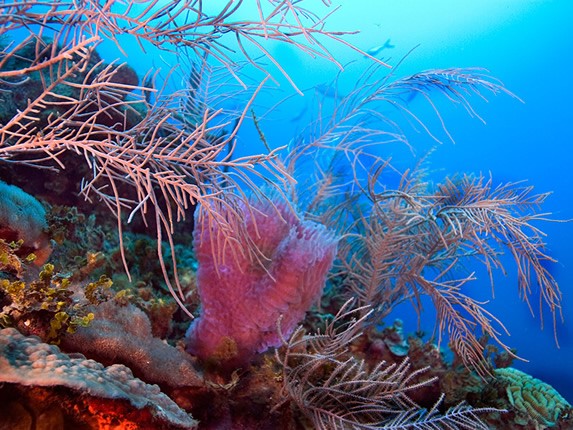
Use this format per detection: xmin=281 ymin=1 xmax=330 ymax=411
xmin=0 ymin=180 xmax=51 ymax=265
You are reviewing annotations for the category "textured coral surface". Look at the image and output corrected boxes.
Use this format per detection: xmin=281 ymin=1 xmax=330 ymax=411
xmin=0 ymin=328 xmax=197 ymax=429
xmin=186 ymin=200 xmax=337 ymax=366
xmin=496 ymin=367 xmax=572 ymax=428
xmin=0 ymin=180 xmax=52 ymax=265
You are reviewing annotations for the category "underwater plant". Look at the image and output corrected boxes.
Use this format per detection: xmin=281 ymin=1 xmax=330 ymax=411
xmin=280 ymin=63 xmax=562 ymax=376
xmin=0 ymin=1 xmax=568 ymax=429
xmin=276 ymin=300 xmax=500 ymax=429
xmin=0 ymin=263 xmax=110 ymax=343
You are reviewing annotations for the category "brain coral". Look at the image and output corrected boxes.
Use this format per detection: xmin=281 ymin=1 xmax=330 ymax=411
xmin=0 ymin=327 xmax=197 ymax=429
xmin=495 ymin=367 xmax=571 ymax=428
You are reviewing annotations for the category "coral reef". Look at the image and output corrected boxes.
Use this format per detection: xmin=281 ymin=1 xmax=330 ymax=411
xmin=0 ymin=1 xmax=570 ymax=429
xmin=0 ymin=327 xmax=197 ymax=429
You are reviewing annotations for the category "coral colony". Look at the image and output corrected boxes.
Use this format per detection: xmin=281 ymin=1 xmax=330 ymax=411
xmin=0 ymin=1 xmax=570 ymax=429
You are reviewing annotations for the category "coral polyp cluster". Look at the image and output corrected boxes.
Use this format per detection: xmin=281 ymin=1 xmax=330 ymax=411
xmin=495 ymin=367 xmax=571 ymax=428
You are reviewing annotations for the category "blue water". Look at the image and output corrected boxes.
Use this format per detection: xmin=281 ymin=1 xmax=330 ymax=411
xmin=256 ymin=0 xmax=573 ymax=400
xmin=101 ymin=1 xmax=573 ymax=401
xmin=353 ymin=1 xmax=573 ymax=400
xmin=378 ymin=1 xmax=573 ymax=402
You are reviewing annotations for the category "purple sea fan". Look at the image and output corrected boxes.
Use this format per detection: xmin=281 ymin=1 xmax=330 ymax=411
xmin=186 ymin=198 xmax=338 ymax=366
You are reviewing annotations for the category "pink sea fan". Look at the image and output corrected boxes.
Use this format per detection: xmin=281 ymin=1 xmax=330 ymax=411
xmin=186 ymin=198 xmax=338 ymax=366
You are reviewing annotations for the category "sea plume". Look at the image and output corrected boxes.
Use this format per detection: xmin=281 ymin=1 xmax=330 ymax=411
xmin=276 ymin=300 xmax=499 ymax=429
xmin=276 ymin=58 xmax=562 ymax=376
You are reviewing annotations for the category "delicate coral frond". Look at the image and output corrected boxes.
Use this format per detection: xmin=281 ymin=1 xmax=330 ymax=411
xmin=336 ymin=172 xmax=561 ymax=374
xmin=277 ymin=300 xmax=496 ymax=429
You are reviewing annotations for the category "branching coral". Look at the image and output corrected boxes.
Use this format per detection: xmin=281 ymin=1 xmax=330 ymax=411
xmin=335 ymin=173 xmax=560 ymax=375
xmin=276 ymin=301 xmax=500 ymax=429
xmin=0 ymin=0 xmax=381 ymax=316
xmin=283 ymin=63 xmax=562 ymax=375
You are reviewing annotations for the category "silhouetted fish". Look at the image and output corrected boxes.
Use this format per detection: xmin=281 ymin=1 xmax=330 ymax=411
xmin=365 ymin=38 xmax=395 ymax=57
